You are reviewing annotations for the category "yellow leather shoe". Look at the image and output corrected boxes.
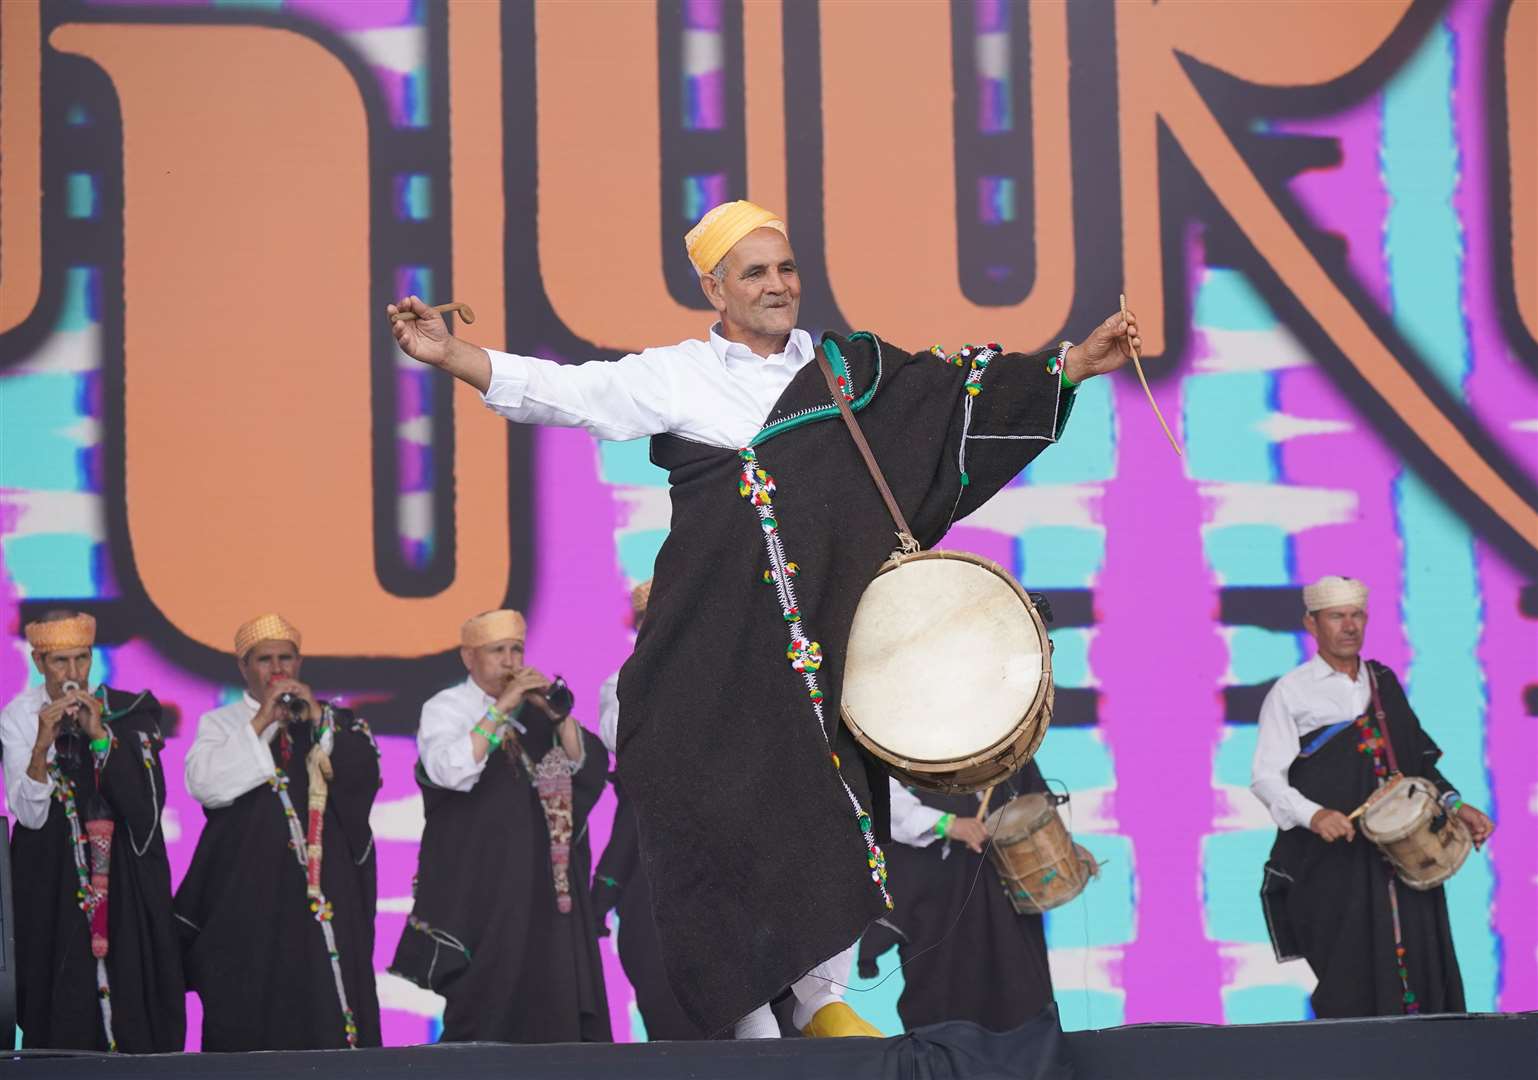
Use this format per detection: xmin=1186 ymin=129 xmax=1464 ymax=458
xmin=799 ymin=1001 xmax=884 ymax=1038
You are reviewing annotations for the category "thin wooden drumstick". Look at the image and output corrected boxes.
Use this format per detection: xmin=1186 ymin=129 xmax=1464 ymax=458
xmin=1119 ymin=293 xmax=1182 ymax=457
xmin=390 ymin=301 xmax=476 ymax=325
xmin=976 ymin=785 xmax=996 ymax=822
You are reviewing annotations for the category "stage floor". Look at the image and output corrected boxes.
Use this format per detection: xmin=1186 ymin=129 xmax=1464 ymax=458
xmin=6 ymin=1011 xmax=1533 ymax=1080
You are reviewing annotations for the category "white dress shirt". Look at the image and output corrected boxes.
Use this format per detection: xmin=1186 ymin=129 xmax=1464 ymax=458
xmin=417 ymin=677 xmax=513 ymax=792
xmin=482 ymin=325 xmax=817 ymax=448
xmin=185 ymin=693 xmax=335 ymax=809
xmin=2 ymin=684 xmax=57 ymax=829
xmin=1251 ymin=654 xmax=1372 ymax=831
xmin=888 ymin=777 xmax=948 ymax=849
xmin=597 ymin=671 xmax=620 ymax=756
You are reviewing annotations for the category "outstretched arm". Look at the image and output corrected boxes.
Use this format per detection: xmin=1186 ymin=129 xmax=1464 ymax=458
xmin=388 ymin=295 xmax=493 ymax=392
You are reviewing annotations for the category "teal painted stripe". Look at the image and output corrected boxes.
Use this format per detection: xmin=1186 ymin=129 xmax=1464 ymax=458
xmin=1227 ymin=627 xmax=1302 ymax=685
xmin=1383 ymin=22 xmax=1494 ymax=1012
xmin=599 ymin=440 xmax=669 ymax=487
xmin=1044 ymin=833 xmax=1134 ymax=948
xmin=1038 ymin=728 xmax=1115 ymax=791
xmin=66 ymin=173 xmax=98 ymax=220
xmin=1056 ymin=990 xmax=1125 ymax=1032
xmin=1223 ymin=985 xmax=1310 ymax=1025
xmin=57 ymin=267 xmax=99 ymax=331
xmin=1184 ymin=372 xmax=1276 ymax=483
xmin=1047 ymin=627 xmax=1091 ymax=688
xmin=1026 ymin=375 xmax=1114 ymax=484
xmin=0 ymin=373 xmax=90 ymax=490
xmin=1194 ymin=268 xmax=1279 ymax=332
xmin=1 ymin=534 xmax=99 ymax=597
xmin=1213 ymin=725 xmax=1259 ymax=790
xmin=1201 ymin=829 xmax=1275 ymax=943
xmin=1202 ymin=526 xmax=1292 ymax=586
xmin=1017 ymin=526 xmax=1103 ymax=588
xmin=842 ymin=943 xmax=907 ymax=1036
xmin=616 ymin=530 xmax=666 ymax=584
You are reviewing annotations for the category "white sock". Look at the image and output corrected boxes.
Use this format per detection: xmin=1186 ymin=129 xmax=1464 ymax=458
xmin=790 ymin=943 xmax=855 ymax=1030
xmin=733 ymin=1004 xmax=781 ymax=1040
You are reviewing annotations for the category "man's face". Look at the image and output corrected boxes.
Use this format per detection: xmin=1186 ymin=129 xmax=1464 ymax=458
xmin=701 ymin=228 xmax=801 ymax=343
xmin=33 ymin=647 xmax=91 ymax=700
xmin=238 ymin=640 xmax=302 ymax=702
xmin=462 ymin=638 xmax=525 ymax=697
xmin=1304 ymin=605 xmax=1367 ymax=666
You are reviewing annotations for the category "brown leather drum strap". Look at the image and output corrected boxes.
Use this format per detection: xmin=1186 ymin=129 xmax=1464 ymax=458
xmin=815 ymin=343 xmax=919 ymax=553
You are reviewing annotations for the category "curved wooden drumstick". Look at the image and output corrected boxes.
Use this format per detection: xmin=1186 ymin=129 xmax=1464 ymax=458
xmin=390 ymin=301 xmax=476 ymax=325
xmin=1120 ymin=293 xmax=1182 ymax=457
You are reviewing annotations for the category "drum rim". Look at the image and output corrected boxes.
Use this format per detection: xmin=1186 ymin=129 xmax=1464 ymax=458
xmin=840 ymin=548 xmax=1054 ymax=772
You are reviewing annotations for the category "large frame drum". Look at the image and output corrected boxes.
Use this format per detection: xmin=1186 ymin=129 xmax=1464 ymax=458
xmin=1358 ymin=774 xmax=1472 ymax=891
xmin=840 ymin=550 xmax=1053 ymax=794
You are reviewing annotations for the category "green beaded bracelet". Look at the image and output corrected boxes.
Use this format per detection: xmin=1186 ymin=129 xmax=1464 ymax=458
xmin=473 ymin=724 xmax=501 ymax=748
xmin=935 ymin=812 xmax=955 ymax=838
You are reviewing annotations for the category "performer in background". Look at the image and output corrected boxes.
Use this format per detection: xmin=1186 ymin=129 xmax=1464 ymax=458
xmin=391 ymin=609 xmax=611 ymax=1043
xmin=592 ymin=581 xmax=704 ymax=1040
xmin=859 ymin=764 xmax=1055 ymax=1032
xmin=175 ymin=614 xmax=381 ymax=1051
xmin=3 ymin=612 xmax=183 ymax=1052
xmin=388 ymin=199 xmax=1141 ymax=1038
xmin=1254 ymin=576 xmax=1493 ymax=1018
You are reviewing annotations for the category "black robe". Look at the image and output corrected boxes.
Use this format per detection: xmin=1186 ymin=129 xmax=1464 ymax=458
xmin=617 ymin=333 xmax=1074 ymax=1035
xmin=391 ymin=705 xmax=612 ymax=1043
xmin=1261 ymin=661 xmax=1466 ymax=1018
xmin=591 ymin=777 xmax=702 ymax=1040
xmin=11 ymin=687 xmax=184 ymax=1052
xmin=859 ymin=762 xmax=1056 ymax=1032
xmin=174 ymin=707 xmax=382 ymax=1051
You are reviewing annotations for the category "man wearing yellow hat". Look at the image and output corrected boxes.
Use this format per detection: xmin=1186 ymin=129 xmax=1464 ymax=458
xmin=391 ymin=609 xmax=610 ymax=1043
xmin=389 ymin=201 xmax=1142 ymax=1038
xmin=175 ymin=614 xmax=382 ymax=1050
xmin=1254 ymin=576 xmax=1493 ymax=1018
xmin=3 ymin=611 xmax=184 ymax=1051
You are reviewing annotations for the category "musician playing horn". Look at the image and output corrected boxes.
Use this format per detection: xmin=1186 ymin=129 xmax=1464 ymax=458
xmin=176 ymin=614 xmax=382 ymax=1050
xmin=388 ymin=199 xmax=1142 ymax=1039
xmin=2 ymin=611 xmax=183 ymax=1051
xmin=1253 ymin=575 xmax=1493 ymax=1017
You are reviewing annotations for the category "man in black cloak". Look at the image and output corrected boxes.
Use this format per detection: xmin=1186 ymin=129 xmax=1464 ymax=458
xmin=388 ymin=198 xmax=1140 ymax=1038
xmin=390 ymin=608 xmax=611 ymax=1043
xmin=860 ymin=763 xmax=1056 ymax=1032
xmin=175 ymin=612 xmax=382 ymax=1050
xmin=1254 ymin=575 xmax=1493 ymax=1017
xmin=3 ymin=611 xmax=184 ymax=1052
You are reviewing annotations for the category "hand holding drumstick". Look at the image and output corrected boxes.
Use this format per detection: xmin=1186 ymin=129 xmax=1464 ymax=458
xmin=386 ymin=295 xmax=494 ymax=394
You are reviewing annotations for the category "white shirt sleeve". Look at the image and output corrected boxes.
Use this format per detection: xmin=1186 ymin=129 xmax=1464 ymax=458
xmin=184 ymin=708 xmax=277 ymax=809
xmin=2 ymin=698 xmax=55 ymax=830
xmin=888 ymin=777 xmax=946 ymax=849
xmin=1250 ymin=681 xmax=1326 ymax=832
xmin=597 ymin=673 xmax=620 ymax=756
xmin=481 ymin=348 xmax=676 ymax=442
xmin=418 ymin=692 xmax=488 ymax=793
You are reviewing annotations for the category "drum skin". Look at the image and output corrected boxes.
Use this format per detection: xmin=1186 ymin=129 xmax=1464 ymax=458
xmin=983 ymin=793 xmax=1097 ymax=914
xmin=1358 ymin=775 xmax=1472 ymax=891
xmin=841 ymin=550 xmax=1053 ymax=795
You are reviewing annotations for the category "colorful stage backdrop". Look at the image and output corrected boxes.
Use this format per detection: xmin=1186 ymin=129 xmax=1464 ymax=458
xmin=1 ymin=0 xmax=1534 ymax=1045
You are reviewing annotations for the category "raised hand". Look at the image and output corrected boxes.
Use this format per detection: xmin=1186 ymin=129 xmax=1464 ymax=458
xmin=388 ymin=295 xmax=453 ymax=367
xmin=1064 ymin=309 xmax=1143 ymax=383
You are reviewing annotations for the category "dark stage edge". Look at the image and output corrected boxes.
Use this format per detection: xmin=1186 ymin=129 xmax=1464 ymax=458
xmin=5 ymin=1012 xmax=1533 ymax=1080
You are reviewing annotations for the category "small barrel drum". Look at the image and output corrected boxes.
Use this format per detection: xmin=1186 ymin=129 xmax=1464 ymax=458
xmin=1358 ymin=774 xmax=1472 ymax=891
xmin=840 ymin=550 xmax=1053 ymax=795
xmin=984 ymin=793 xmax=1099 ymax=915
